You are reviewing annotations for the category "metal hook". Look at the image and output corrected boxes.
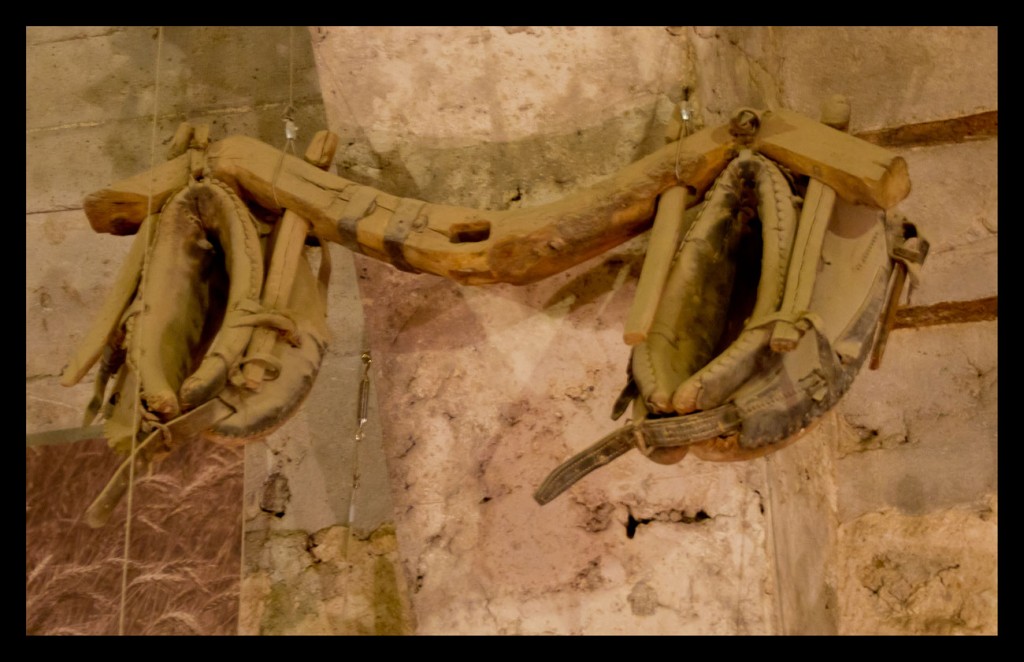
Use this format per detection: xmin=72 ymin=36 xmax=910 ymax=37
xmin=355 ymin=351 xmax=372 ymax=441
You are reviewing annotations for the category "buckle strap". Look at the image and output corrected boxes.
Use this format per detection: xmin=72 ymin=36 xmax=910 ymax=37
xmin=610 ymin=375 xmax=638 ymax=421
xmin=533 ymin=425 xmax=636 ymax=505
xmin=871 ymin=214 xmax=929 ymax=369
xmin=533 ymin=406 xmax=741 ymax=505
xmin=642 ymin=406 xmax=741 ymax=448
xmin=383 ymin=198 xmax=427 ymax=273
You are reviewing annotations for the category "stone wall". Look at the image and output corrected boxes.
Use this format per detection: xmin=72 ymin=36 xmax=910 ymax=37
xmin=25 ymin=26 xmax=330 ymax=635
xmin=691 ymin=25 xmax=998 ymax=635
xmin=27 ymin=26 xmax=997 ymax=635
xmin=774 ymin=26 xmax=997 ymax=635
xmin=308 ymin=25 xmax=997 ymax=635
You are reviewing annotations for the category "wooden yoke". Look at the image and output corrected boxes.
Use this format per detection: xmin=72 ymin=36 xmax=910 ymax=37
xmin=82 ymin=108 xmax=910 ymax=286
xmin=754 ymin=109 xmax=911 ymax=209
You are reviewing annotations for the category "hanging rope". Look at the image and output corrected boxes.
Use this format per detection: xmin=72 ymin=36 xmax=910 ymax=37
xmin=673 ymin=93 xmax=694 ymax=183
xmin=118 ymin=25 xmax=164 ymax=636
xmin=271 ymin=26 xmax=299 ymax=210
xmin=289 ymin=26 xmax=295 ymax=113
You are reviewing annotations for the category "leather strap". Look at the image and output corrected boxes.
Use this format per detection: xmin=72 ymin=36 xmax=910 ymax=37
xmin=383 ymin=199 xmax=426 ymax=273
xmin=533 ymin=406 xmax=741 ymax=505
xmin=82 ymin=398 xmax=235 ymax=528
xmin=336 ymin=186 xmax=378 ymax=253
xmin=533 ymin=425 xmax=636 ymax=505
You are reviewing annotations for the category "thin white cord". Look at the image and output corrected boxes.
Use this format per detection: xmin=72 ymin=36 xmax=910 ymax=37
xmin=119 ymin=25 xmax=164 ymax=636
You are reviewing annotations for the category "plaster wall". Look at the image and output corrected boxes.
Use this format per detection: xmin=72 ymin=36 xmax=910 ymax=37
xmin=26 ymin=26 xmax=997 ymax=636
xmin=310 ymin=25 xmax=997 ymax=635
xmin=768 ymin=26 xmax=997 ymax=635
xmin=693 ymin=25 xmax=998 ymax=635
xmin=312 ymin=26 xmax=779 ymax=635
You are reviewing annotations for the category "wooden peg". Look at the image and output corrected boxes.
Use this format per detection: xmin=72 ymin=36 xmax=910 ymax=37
xmin=189 ymin=124 xmax=211 ymax=179
xmin=240 ymin=130 xmax=340 ymax=389
xmin=304 ymin=130 xmax=339 ymax=170
xmin=623 ymin=186 xmax=693 ymax=345
xmin=167 ymin=122 xmax=194 ymax=160
xmin=769 ymin=95 xmax=849 ymax=352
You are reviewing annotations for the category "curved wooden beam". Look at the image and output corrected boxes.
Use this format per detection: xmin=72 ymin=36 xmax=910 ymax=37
xmin=81 ymin=108 xmax=910 ymax=286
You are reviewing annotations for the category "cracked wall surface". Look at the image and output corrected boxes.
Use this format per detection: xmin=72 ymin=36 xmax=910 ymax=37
xmin=311 ymin=26 xmax=997 ymax=635
xmin=837 ymin=496 xmax=996 ymax=635
xmin=719 ymin=26 xmax=998 ymax=635
xmin=313 ymin=26 xmax=778 ymax=635
xmin=27 ymin=26 xmax=996 ymax=636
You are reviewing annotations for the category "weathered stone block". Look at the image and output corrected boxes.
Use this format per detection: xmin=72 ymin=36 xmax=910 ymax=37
xmin=28 ymin=100 xmax=329 ymax=215
xmin=243 ymin=348 xmax=393 ymax=537
xmin=239 ymin=524 xmax=414 ymax=635
xmin=27 ymin=27 xmax=322 ymax=132
xmin=892 ymin=140 xmax=997 ymax=306
xmin=836 ymin=321 xmax=996 ymax=521
xmin=158 ymin=26 xmax=322 ymax=114
xmin=27 ymin=120 xmax=166 ymax=213
xmin=688 ymin=26 xmax=784 ymax=127
xmin=774 ymin=27 xmax=997 ymax=132
xmin=26 ymin=375 xmax=93 ymax=433
xmin=354 ymin=247 xmax=778 ymax=634
xmin=26 ymin=210 xmax=133 ymax=378
xmin=312 ymin=26 xmax=691 ymax=151
xmin=27 ymin=27 xmax=164 ymax=130
xmin=27 ymin=27 xmax=128 ymax=46
xmin=762 ymin=415 xmax=840 ymax=635
xmin=836 ymin=495 xmax=997 ymax=635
